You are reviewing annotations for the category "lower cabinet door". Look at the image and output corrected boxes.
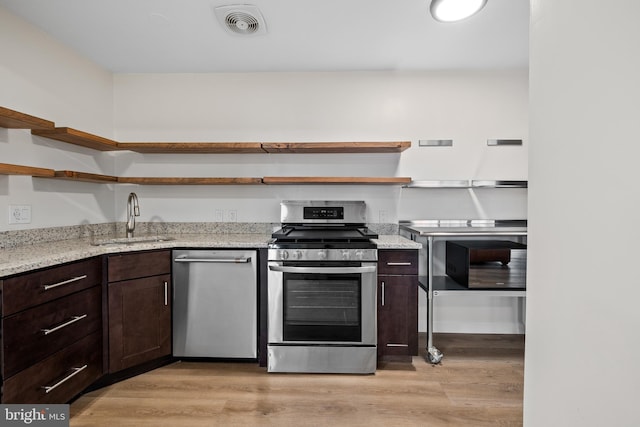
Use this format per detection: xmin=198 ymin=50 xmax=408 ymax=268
xmin=108 ymin=274 xmax=172 ymax=372
xmin=2 ymin=332 xmax=102 ymax=404
xmin=377 ymin=275 xmax=418 ymax=360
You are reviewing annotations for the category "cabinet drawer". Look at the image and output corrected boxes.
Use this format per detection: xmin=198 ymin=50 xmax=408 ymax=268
xmin=2 ymin=332 xmax=102 ymax=404
xmin=378 ymin=250 xmax=418 ymax=275
xmin=1 ymin=257 xmax=102 ymax=316
xmin=2 ymin=286 xmax=101 ymax=379
xmin=108 ymin=250 xmax=171 ymax=282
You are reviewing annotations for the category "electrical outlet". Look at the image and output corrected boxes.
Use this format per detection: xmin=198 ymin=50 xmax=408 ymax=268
xmin=379 ymin=210 xmax=388 ymax=223
xmin=228 ymin=210 xmax=237 ymax=222
xmin=9 ymin=205 xmax=32 ymax=224
xmin=214 ymin=209 xmax=223 ymax=222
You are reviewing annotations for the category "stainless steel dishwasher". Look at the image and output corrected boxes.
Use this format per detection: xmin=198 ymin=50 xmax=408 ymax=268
xmin=172 ymin=249 xmax=258 ymax=359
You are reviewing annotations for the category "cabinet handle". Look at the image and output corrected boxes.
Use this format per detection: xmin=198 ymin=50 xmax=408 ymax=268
xmin=381 ymin=281 xmax=385 ymax=306
xmin=386 ymin=262 xmax=412 ymax=266
xmin=42 ymin=364 xmax=88 ymax=394
xmin=386 ymin=343 xmax=409 ymax=347
xmin=41 ymin=314 xmax=88 ymax=335
xmin=174 ymin=257 xmax=251 ymax=263
xmin=164 ymin=281 xmax=168 ymax=306
xmin=43 ymin=275 xmax=87 ymax=291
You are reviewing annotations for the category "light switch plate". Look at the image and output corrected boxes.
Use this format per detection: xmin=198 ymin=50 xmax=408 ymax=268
xmin=9 ymin=205 xmax=32 ymax=224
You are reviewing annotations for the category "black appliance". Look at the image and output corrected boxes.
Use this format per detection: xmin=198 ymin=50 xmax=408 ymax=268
xmin=446 ymin=240 xmax=527 ymax=289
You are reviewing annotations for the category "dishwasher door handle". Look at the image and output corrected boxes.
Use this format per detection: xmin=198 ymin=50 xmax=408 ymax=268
xmin=174 ymin=257 xmax=251 ymax=263
xmin=269 ymin=265 xmax=376 ymax=274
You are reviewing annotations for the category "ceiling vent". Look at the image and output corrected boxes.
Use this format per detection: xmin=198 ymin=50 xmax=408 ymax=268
xmin=214 ymin=4 xmax=267 ymax=36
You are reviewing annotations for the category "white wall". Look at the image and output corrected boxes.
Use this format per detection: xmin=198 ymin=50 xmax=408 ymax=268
xmin=1 ymin=5 xmax=529 ymax=230
xmin=0 ymin=7 xmax=115 ymax=231
xmin=1 ymin=6 xmax=529 ymax=335
xmin=525 ymin=1 xmax=640 ymax=426
xmin=113 ymin=71 xmax=528 ymax=224
xmin=113 ymin=71 xmax=529 ymax=334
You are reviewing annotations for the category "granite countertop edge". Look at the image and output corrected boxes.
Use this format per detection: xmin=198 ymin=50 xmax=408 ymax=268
xmin=373 ymin=235 xmax=422 ymax=250
xmin=0 ymin=233 xmax=420 ymax=277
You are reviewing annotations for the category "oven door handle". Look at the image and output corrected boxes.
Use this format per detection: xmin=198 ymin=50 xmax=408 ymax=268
xmin=268 ymin=265 xmax=376 ymax=274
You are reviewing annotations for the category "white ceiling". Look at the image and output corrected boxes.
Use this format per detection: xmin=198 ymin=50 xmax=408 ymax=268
xmin=0 ymin=0 xmax=529 ymax=73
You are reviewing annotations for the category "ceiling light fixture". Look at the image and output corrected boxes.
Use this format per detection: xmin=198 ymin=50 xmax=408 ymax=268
xmin=429 ymin=0 xmax=488 ymax=23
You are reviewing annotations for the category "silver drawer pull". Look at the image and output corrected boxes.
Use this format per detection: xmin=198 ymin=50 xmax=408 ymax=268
xmin=43 ymin=275 xmax=87 ymax=291
xmin=386 ymin=343 xmax=409 ymax=347
xmin=41 ymin=314 xmax=87 ymax=335
xmin=174 ymin=257 xmax=251 ymax=263
xmin=164 ymin=281 xmax=168 ymax=306
xmin=42 ymin=364 xmax=88 ymax=394
xmin=386 ymin=262 xmax=412 ymax=266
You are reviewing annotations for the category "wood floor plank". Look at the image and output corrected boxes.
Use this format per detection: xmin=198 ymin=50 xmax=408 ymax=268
xmin=70 ymin=333 xmax=524 ymax=426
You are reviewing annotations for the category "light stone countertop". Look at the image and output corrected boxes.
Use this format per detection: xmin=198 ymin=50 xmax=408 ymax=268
xmin=0 ymin=233 xmax=419 ymax=277
xmin=373 ymin=235 xmax=422 ymax=250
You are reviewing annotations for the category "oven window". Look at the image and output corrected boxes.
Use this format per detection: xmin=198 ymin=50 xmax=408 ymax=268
xmin=283 ymin=273 xmax=361 ymax=342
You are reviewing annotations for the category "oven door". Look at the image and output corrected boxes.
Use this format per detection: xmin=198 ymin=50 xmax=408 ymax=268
xmin=268 ymin=262 xmax=377 ymax=346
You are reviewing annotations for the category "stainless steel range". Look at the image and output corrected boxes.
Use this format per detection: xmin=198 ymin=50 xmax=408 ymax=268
xmin=267 ymin=200 xmax=378 ymax=374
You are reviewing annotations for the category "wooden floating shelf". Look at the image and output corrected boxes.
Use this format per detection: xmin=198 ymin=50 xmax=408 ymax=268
xmin=2 ymin=105 xmax=411 ymax=154
xmin=45 ymin=175 xmax=409 ymax=185
xmin=0 ymin=107 xmax=55 ymax=130
xmin=117 ymin=142 xmax=265 ymax=154
xmin=262 ymin=177 xmax=412 ymax=185
xmin=262 ymin=141 xmax=411 ymax=153
xmin=53 ymin=170 xmax=119 ymax=183
xmin=0 ymin=163 xmax=55 ymax=177
xmin=2 ymin=106 xmax=414 ymax=186
xmin=1 ymin=162 xmax=412 ymax=186
xmin=117 ymin=177 xmax=263 ymax=185
xmin=50 ymin=139 xmax=411 ymax=154
xmin=31 ymin=127 xmax=120 ymax=151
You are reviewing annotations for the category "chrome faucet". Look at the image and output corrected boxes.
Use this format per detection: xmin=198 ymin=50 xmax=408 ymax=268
xmin=126 ymin=192 xmax=140 ymax=238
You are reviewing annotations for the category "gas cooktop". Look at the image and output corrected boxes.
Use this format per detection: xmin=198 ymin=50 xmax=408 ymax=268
xmin=269 ymin=227 xmax=377 ymax=250
xmin=269 ymin=200 xmax=378 ymax=251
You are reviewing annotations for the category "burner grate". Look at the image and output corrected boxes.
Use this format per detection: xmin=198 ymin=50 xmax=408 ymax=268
xmin=271 ymin=226 xmax=377 ymax=244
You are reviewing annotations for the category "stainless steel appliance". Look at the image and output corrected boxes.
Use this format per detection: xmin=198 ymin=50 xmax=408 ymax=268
xmin=267 ymin=200 xmax=378 ymax=374
xmin=173 ymin=250 xmax=258 ymax=359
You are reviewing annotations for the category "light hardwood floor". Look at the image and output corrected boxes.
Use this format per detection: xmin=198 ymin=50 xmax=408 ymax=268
xmin=70 ymin=333 xmax=524 ymax=427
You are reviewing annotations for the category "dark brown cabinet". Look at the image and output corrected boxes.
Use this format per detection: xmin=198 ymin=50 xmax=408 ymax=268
xmin=107 ymin=250 xmax=172 ymax=373
xmin=0 ymin=257 xmax=103 ymax=403
xmin=377 ymin=249 xmax=418 ymax=362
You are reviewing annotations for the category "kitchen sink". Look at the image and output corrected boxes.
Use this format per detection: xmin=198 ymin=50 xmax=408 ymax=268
xmin=92 ymin=236 xmax=175 ymax=246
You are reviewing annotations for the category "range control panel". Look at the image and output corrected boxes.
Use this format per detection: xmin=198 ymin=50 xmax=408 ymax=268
xmin=303 ymin=206 xmax=344 ymax=220
xmin=281 ymin=200 xmax=366 ymax=224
